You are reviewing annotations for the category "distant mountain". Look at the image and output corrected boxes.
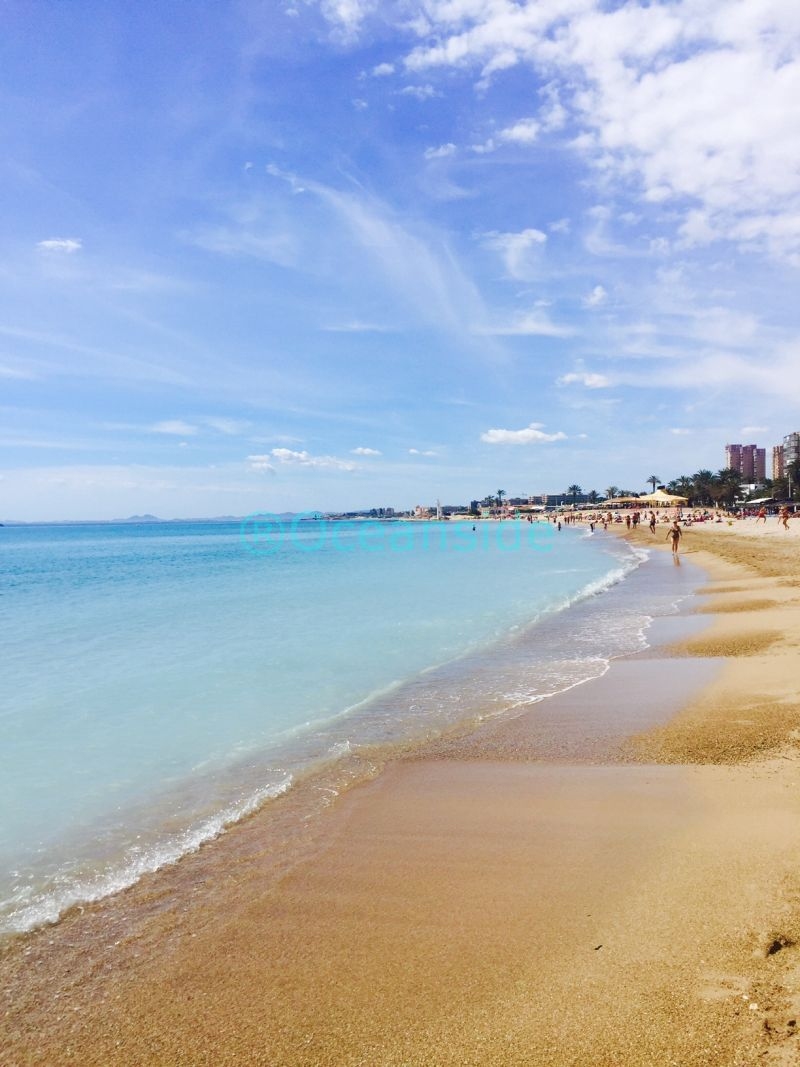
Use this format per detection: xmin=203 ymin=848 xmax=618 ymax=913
xmin=121 ymin=514 xmax=161 ymax=523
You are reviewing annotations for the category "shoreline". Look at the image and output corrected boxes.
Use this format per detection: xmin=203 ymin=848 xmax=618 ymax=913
xmin=0 ymin=529 xmax=661 ymax=941
xmin=5 ymin=524 xmax=800 ymax=1064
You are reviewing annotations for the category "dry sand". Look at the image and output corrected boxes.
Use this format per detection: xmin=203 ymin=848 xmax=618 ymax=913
xmin=3 ymin=519 xmax=800 ymax=1065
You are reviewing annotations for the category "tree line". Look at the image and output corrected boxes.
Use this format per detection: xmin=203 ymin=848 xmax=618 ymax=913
xmin=564 ymin=462 xmax=800 ymax=508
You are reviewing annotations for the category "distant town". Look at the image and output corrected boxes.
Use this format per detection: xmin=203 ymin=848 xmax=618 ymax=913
xmin=328 ymin=429 xmax=800 ymax=521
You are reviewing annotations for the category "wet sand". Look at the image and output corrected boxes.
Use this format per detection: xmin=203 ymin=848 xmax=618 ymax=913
xmin=4 ymin=523 xmax=800 ymax=1065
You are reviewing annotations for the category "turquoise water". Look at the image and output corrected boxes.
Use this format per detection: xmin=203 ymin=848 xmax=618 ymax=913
xmin=1 ymin=518 xmax=668 ymax=935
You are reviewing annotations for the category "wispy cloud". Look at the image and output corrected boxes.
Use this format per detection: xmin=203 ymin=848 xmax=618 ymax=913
xmin=351 ymin=446 xmax=382 ymax=455
xmin=479 ymin=310 xmax=575 ymax=338
xmin=268 ymin=166 xmax=488 ymax=337
xmin=247 ymin=454 xmax=276 ymax=473
xmin=740 ymin=425 xmax=769 ymax=436
xmin=557 ymin=371 xmax=611 ymax=389
xmin=399 ymin=84 xmax=439 ymax=100
xmin=202 ymin=417 xmax=251 ymax=435
xmin=482 ymin=228 xmax=547 ymax=281
xmin=322 ymin=320 xmax=390 ymax=333
xmin=0 ymin=325 xmax=191 ymax=386
xmin=150 ymin=420 xmax=198 ymax=436
xmin=270 ymin=447 xmax=357 ymax=471
xmin=187 ymin=225 xmax=297 ymax=267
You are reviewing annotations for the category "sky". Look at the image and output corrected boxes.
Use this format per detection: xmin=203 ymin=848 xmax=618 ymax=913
xmin=2 ymin=0 xmax=800 ymax=520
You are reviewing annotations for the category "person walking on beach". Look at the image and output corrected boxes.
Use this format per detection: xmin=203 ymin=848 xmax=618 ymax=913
xmin=666 ymin=519 xmax=682 ymax=555
xmin=649 ymin=511 xmax=657 ymax=535
xmin=779 ymin=505 xmax=790 ymax=530
xmin=756 ymin=506 xmax=767 ymax=524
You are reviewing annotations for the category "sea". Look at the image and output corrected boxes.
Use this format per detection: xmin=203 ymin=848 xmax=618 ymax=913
xmin=0 ymin=516 xmax=700 ymax=939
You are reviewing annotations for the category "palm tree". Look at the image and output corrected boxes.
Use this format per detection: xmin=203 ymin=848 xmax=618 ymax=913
xmin=716 ymin=467 xmax=743 ymax=508
xmin=605 ymin=486 xmax=618 ymax=502
xmin=668 ymin=476 xmax=694 ymax=502
xmin=587 ymin=490 xmax=599 ymax=504
xmin=692 ymin=469 xmax=716 ymax=506
xmin=646 ymin=474 xmax=660 ymax=493
xmin=787 ymin=459 xmax=800 ymax=500
xmin=567 ymin=484 xmax=582 ymax=504
xmin=496 ymin=489 xmax=506 ymax=508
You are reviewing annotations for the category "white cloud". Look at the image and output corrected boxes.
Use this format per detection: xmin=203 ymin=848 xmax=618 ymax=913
xmin=669 ymin=428 xmax=692 ymax=435
xmin=424 ymin=143 xmax=457 ymax=160
xmin=481 ymin=423 xmax=567 ymax=445
xmin=150 ymin=420 xmax=198 ymax=436
xmin=470 ymin=138 xmax=496 ymax=154
xmin=372 ymin=62 xmax=394 ymax=76
xmin=351 ymin=446 xmax=382 ymax=455
xmin=482 ymin=227 xmax=547 ymax=280
xmin=37 ymin=238 xmax=82 ymax=253
xmin=270 ymin=447 xmax=356 ymax=471
xmin=549 ymin=218 xmax=571 ymax=234
xmin=401 ymin=0 xmax=800 ymax=259
xmin=539 ymin=83 xmax=568 ymax=130
xmin=498 ymin=118 xmax=539 ymax=145
xmin=247 ymin=454 xmax=276 ymax=472
xmin=740 ymin=425 xmax=769 ymax=436
xmin=399 ymin=84 xmax=439 ymax=100
xmin=557 ymin=371 xmax=610 ymax=388
xmin=318 ymin=0 xmax=373 ymax=39
xmin=584 ymin=284 xmax=608 ymax=308
xmin=408 ymin=448 xmax=437 ymax=456
xmin=472 ymin=118 xmax=540 ymax=156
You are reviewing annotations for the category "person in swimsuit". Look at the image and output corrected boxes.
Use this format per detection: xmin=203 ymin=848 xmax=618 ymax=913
xmin=666 ymin=520 xmax=682 ymax=554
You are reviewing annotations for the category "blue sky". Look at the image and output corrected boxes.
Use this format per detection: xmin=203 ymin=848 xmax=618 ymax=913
xmin=2 ymin=0 xmax=800 ymax=520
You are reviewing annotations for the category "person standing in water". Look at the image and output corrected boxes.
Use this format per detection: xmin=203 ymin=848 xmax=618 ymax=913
xmin=666 ymin=519 xmax=682 ymax=555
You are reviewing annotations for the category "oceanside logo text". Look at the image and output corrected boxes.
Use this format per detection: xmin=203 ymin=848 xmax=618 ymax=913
xmin=240 ymin=514 xmax=557 ymax=555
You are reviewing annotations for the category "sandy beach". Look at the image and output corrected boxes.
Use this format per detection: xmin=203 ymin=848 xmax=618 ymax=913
xmin=4 ymin=519 xmax=800 ymax=1066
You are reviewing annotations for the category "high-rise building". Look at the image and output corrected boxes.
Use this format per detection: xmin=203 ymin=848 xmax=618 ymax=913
xmin=725 ymin=444 xmax=742 ymax=472
xmin=785 ymin=432 xmax=800 ymax=469
xmin=726 ymin=443 xmax=765 ymax=482
xmin=745 ymin=445 xmax=765 ymax=481
xmin=772 ymin=445 xmax=785 ymax=481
